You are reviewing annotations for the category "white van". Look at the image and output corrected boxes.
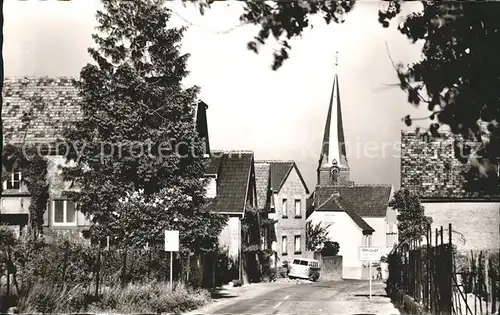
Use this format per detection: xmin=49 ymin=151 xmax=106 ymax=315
xmin=288 ymin=257 xmax=321 ymax=281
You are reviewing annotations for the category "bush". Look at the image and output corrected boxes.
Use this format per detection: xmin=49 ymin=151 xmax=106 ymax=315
xmin=111 ymin=282 xmax=209 ymax=314
xmin=321 ymin=241 xmax=340 ymax=257
xmin=18 ymin=280 xmax=210 ymax=314
xmin=18 ymin=282 xmax=89 ymax=313
xmin=1 ymin=233 xmax=213 ymax=314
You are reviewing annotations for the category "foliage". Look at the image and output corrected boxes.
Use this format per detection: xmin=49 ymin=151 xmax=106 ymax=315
xmin=2 ymin=145 xmax=49 ymax=238
xmin=320 ymin=240 xmax=340 ymax=257
xmin=389 ymin=189 xmax=432 ymax=244
xmin=19 ymin=281 xmax=209 ymax=314
xmin=61 ymin=0 xmax=225 ymax=249
xmin=193 ymin=1 xmax=500 ymax=188
xmin=106 ymin=188 xmax=227 ymax=253
xmin=305 ymin=220 xmax=330 ymax=251
xmin=241 ymin=204 xmax=276 ymax=253
xmin=1 ymin=232 xmax=211 ymax=313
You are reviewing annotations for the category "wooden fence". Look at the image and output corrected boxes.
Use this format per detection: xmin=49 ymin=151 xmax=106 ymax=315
xmin=387 ymin=223 xmax=499 ymax=315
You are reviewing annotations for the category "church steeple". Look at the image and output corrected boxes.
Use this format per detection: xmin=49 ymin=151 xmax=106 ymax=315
xmin=317 ymin=52 xmax=350 ymax=186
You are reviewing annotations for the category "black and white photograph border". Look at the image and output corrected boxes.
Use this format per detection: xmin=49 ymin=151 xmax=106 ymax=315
xmin=0 ymin=1 xmax=499 ymax=315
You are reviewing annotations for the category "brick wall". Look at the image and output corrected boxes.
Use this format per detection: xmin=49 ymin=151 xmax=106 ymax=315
xmin=401 ymin=131 xmax=500 ymax=199
xmin=276 ymin=168 xmax=308 ymax=264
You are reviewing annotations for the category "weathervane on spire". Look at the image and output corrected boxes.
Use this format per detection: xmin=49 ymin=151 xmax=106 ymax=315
xmin=335 ymin=51 xmax=339 ymax=67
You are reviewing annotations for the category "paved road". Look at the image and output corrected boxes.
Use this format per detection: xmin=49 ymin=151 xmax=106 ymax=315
xmin=202 ymin=279 xmax=399 ymax=314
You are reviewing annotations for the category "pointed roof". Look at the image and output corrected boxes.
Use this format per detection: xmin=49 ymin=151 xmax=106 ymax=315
xmin=255 ymin=160 xmax=309 ymax=194
xmin=318 ymin=69 xmax=348 ymax=170
xmin=307 ymin=185 xmax=392 ymax=218
xmin=205 ymin=150 xmax=254 ymax=214
xmin=195 ymin=100 xmax=210 ymax=158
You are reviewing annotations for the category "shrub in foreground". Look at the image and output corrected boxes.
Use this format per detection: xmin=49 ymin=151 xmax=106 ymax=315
xmin=19 ymin=281 xmax=210 ymax=314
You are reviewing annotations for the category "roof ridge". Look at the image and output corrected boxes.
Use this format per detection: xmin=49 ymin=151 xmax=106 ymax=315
xmin=255 ymin=160 xmax=294 ymax=163
xmin=4 ymin=76 xmax=78 ymax=81
xmin=316 ymin=184 xmax=391 ymax=188
xmin=211 ymin=149 xmax=254 ymax=153
xmin=401 ymin=130 xmax=455 ymax=137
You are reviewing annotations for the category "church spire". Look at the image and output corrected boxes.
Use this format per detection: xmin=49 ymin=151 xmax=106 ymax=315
xmin=317 ymin=51 xmax=350 ymax=186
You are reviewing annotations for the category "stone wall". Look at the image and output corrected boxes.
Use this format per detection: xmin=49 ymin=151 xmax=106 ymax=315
xmin=319 ymin=255 xmax=343 ymax=281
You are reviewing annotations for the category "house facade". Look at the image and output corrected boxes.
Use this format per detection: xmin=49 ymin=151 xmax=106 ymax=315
xmin=400 ymin=131 xmax=500 ymax=252
xmin=195 ymin=101 xmax=264 ymax=284
xmin=255 ymin=160 xmax=309 ymax=265
xmin=306 ymin=68 xmax=397 ymax=280
xmin=1 ymin=77 xmax=91 ymax=238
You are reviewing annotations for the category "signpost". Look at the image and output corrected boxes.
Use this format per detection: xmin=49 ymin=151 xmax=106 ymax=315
xmin=359 ymin=246 xmax=382 ymax=300
xmin=165 ymin=230 xmax=179 ymax=291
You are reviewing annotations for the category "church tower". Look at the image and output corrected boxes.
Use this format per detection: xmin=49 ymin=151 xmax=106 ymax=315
xmin=317 ymin=52 xmax=351 ymax=186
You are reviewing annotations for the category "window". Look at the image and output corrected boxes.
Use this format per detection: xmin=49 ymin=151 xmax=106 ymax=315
xmin=3 ymin=172 xmax=22 ymax=190
xmin=53 ymin=200 xmax=77 ymax=225
xmin=294 ymin=235 xmax=301 ymax=254
xmin=282 ymin=199 xmax=288 ymax=218
xmin=294 ymin=199 xmax=301 ymax=217
xmin=282 ymin=236 xmax=287 ymax=255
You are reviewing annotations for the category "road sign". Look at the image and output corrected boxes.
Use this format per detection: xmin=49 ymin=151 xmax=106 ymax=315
xmin=165 ymin=230 xmax=179 ymax=252
xmin=359 ymin=246 xmax=382 ymax=262
xmin=165 ymin=230 xmax=179 ymax=291
xmin=359 ymin=246 xmax=382 ymax=300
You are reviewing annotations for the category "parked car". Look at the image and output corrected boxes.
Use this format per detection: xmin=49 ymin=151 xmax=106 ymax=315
xmin=288 ymin=258 xmax=321 ymax=281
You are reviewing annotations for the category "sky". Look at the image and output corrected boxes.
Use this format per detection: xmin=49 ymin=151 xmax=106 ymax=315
xmin=4 ymin=0 xmax=431 ymax=191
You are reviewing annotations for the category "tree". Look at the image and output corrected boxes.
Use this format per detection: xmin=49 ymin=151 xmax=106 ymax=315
xmin=388 ymin=189 xmax=432 ymax=244
xmin=192 ymin=1 xmax=500 ymax=188
xmin=320 ymin=240 xmax=340 ymax=257
xmin=62 ymin=0 xmax=226 ymax=249
xmin=109 ymin=188 xmax=226 ymax=252
xmin=305 ymin=220 xmax=330 ymax=251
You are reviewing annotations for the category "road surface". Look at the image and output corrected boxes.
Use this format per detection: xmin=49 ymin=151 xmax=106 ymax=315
xmin=198 ymin=279 xmax=399 ymax=314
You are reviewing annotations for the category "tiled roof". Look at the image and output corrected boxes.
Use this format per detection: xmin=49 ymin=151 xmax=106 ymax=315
xmin=335 ymin=197 xmax=374 ymax=233
xmin=309 ymin=190 xmax=374 ymax=233
xmin=2 ymin=77 xmax=82 ymax=144
xmin=254 ymin=162 xmax=271 ymax=209
xmin=308 ymin=185 xmax=392 ymax=218
xmin=255 ymin=160 xmax=309 ymax=194
xmin=401 ymin=131 xmax=500 ymax=200
xmin=258 ymin=160 xmax=293 ymax=191
xmin=205 ymin=150 xmax=254 ymax=213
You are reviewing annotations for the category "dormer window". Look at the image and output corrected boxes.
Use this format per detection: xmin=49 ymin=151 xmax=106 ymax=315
xmin=3 ymin=171 xmax=22 ymax=190
xmin=205 ymin=175 xmax=217 ymax=198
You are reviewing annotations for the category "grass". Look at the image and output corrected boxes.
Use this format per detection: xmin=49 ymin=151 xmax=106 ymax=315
xmin=18 ymin=281 xmax=211 ymax=314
